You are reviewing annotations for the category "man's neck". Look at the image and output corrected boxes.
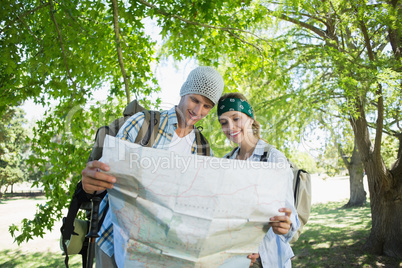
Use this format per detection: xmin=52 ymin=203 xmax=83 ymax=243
xmin=175 ymin=126 xmax=194 ymax=138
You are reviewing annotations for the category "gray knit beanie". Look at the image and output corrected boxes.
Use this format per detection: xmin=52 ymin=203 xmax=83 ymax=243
xmin=180 ymin=66 xmax=224 ymax=105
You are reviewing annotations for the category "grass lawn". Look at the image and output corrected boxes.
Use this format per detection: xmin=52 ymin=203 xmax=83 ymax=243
xmin=291 ymin=201 xmax=401 ymax=267
xmin=0 ymin=200 xmax=400 ymax=267
xmin=0 ymin=250 xmax=82 ymax=267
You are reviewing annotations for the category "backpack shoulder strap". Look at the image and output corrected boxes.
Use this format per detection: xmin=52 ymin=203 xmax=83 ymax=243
xmin=260 ymin=143 xmax=275 ymax=162
xmin=123 ymin=99 xmax=145 ymax=117
xmin=134 ymin=110 xmax=161 ymax=147
xmin=294 ymin=168 xmax=308 ymax=201
xmin=146 ymin=111 xmax=161 ymax=147
xmin=194 ymin=127 xmax=211 ymax=156
xmin=224 ymin=146 xmax=239 ymax=159
xmin=134 ymin=111 xmax=150 ymax=144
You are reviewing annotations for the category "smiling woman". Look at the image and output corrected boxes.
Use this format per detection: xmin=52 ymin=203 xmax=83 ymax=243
xmin=217 ymin=92 xmax=299 ymax=268
xmin=217 ymin=92 xmax=261 ymax=160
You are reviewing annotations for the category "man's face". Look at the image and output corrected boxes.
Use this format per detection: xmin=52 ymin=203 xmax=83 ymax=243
xmin=176 ymin=94 xmax=214 ymax=128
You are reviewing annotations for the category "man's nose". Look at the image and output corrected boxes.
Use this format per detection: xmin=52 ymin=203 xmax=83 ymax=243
xmin=193 ymin=104 xmax=204 ymax=116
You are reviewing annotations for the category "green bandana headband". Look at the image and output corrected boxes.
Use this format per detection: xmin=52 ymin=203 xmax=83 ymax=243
xmin=217 ymin=98 xmax=254 ymax=119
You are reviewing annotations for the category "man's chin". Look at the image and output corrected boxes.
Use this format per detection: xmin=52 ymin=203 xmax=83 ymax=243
xmin=186 ymin=117 xmax=201 ymax=127
xmin=187 ymin=120 xmax=198 ymax=126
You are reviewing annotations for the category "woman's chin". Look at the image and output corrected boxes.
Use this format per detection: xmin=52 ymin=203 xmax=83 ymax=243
xmin=228 ymin=136 xmax=242 ymax=144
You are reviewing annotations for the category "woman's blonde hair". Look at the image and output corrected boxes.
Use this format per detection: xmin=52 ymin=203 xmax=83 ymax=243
xmin=218 ymin=92 xmax=261 ymax=139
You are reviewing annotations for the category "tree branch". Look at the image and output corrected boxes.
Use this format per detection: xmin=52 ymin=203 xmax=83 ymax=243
xmin=1 ymin=2 xmax=51 ymax=35
xmin=111 ymin=0 xmax=131 ymax=104
xmin=49 ymin=0 xmax=78 ymax=95
xmin=359 ymin=19 xmax=375 ymax=61
xmin=20 ymin=2 xmax=51 ymax=19
xmin=286 ymin=10 xmax=329 ymax=28
xmin=226 ymin=30 xmax=265 ymax=70
xmin=136 ymin=0 xmax=271 ymax=46
xmin=374 ymin=84 xmax=384 ymax=158
xmin=16 ymin=16 xmax=41 ymax=44
xmin=262 ymin=6 xmax=328 ymax=39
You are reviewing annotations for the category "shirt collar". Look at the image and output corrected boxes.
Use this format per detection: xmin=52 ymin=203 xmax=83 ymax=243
xmin=251 ymin=139 xmax=266 ymax=157
xmin=168 ymin=106 xmax=178 ymax=126
xmin=233 ymin=139 xmax=265 ymax=158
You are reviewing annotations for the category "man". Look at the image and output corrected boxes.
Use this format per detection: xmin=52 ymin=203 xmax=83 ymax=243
xmin=81 ymin=66 xmax=224 ymax=267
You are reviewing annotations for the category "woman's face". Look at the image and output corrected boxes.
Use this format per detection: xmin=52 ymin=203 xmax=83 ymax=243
xmin=218 ymin=110 xmax=254 ymax=145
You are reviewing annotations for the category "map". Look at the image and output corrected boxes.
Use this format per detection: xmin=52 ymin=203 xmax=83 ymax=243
xmin=101 ymin=135 xmax=291 ymax=267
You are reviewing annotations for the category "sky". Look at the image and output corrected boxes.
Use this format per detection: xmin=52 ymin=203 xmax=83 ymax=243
xmin=22 ymin=57 xmax=198 ymax=122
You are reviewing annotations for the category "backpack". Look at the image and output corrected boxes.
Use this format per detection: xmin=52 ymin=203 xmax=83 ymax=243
xmin=225 ymin=144 xmax=311 ymax=243
xmin=60 ymin=100 xmax=211 ymax=267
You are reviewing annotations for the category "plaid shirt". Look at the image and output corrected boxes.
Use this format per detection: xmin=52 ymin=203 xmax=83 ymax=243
xmin=96 ymin=107 xmax=202 ymax=257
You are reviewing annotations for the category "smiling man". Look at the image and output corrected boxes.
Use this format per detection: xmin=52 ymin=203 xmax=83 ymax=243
xmin=81 ymin=66 xmax=224 ymax=267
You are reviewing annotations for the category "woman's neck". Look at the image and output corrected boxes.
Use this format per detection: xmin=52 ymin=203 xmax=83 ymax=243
xmin=237 ymin=136 xmax=259 ymax=160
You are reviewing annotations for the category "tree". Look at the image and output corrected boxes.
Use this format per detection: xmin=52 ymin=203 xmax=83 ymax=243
xmin=318 ymin=115 xmax=367 ymax=207
xmin=0 ymin=107 xmax=28 ymax=196
xmin=3 ymin=0 xmax=401 ymax=258
xmin=227 ymin=0 xmax=401 ymax=257
xmin=3 ymin=0 xmax=256 ymax=244
xmin=190 ymin=0 xmax=401 ymax=258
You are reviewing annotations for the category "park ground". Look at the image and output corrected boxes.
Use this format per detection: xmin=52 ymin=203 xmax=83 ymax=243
xmin=0 ymin=175 xmax=401 ymax=267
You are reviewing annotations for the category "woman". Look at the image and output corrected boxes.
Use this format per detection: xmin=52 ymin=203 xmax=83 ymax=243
xmin=217 ymin=92 xmax=300 ymax=268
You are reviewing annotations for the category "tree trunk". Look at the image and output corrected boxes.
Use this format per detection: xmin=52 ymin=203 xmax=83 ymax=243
xmin=363 ymin=163 xmax=402 ymax=258
xmin=341 ymin=140 xmax=366 ymax=208
xmin=343 ymin=163 xmax=366 ymax=208
xmin=350 ymin=101 xmax=402 ymax=258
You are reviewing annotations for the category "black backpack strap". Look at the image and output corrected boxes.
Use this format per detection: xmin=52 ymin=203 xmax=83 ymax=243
xmin=87 ymin=126 xmax=110 ymax=162
xmin=260 ymin=144 xmax=274 ymax=162
xmin=294 ymin=169 xmax=307 ymax=201
xmin=260 ymin=151 xmax=268 ymax=162
xmin=61 ymin=182 xmax=91 ymax=241
xmin=225 ymin=147 xmax=239 ymax=159
xmin=60 ymin=182 xmax=105 ymax=268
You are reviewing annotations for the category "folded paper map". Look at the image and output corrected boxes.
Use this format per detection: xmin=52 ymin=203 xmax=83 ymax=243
xmin=100 ymin=135 xmax=291 ymax=267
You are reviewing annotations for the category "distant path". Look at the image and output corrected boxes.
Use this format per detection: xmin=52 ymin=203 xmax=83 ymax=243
xmin=310 ymin=174 xmax=369 ymax=204
xmin=0 ymin=197 xmax=65 ymax=253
